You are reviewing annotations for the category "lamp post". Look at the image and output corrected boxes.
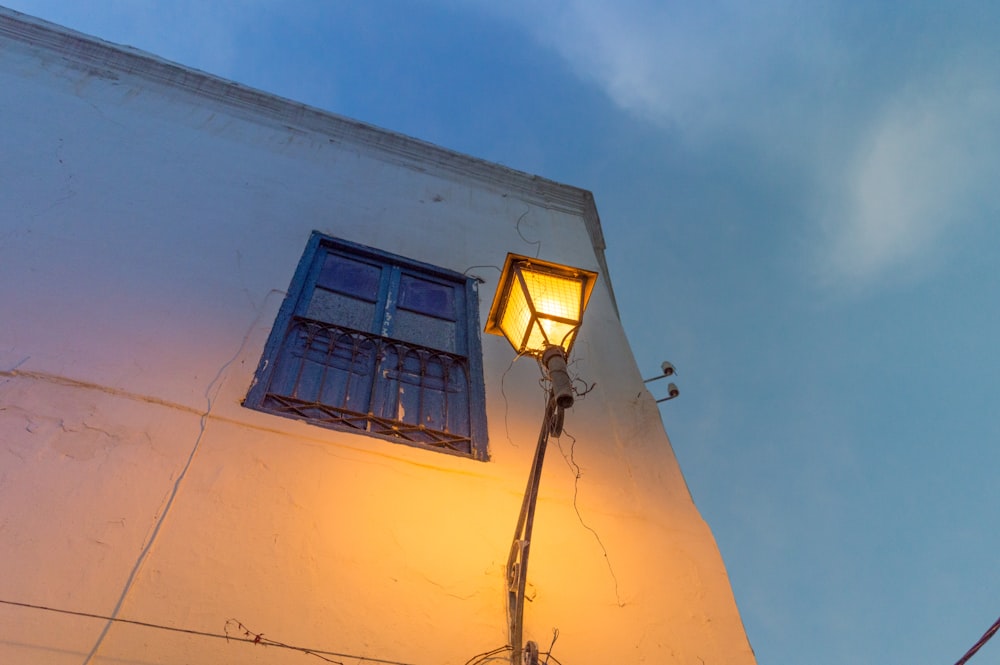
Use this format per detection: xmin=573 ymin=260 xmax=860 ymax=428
xmin=485 ymin=253 xmax=598 ymax=665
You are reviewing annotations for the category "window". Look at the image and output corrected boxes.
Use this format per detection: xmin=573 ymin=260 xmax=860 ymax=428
xmin=245 ymin=232 xmax=488 ymax=460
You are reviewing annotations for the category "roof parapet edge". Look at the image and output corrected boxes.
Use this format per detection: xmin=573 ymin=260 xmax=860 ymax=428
xmin=0 ymin=7 xmax=595 ymax=218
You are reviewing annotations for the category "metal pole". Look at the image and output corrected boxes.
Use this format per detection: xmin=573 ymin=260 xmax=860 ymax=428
xmin=507 ymin=395 xmax=553 ymax=665
xmin=507 ymin=346 xmax=572 ymax=665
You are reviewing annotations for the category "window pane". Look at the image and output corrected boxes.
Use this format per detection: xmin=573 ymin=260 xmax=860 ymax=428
xmin=373 ymin=346 xmax=470 ymax=438
xmin=315 ymin=330 xmax=377 ymax=414
xmin=394 ymin=349 xmax=425 ymax=428
xmin=307 ymin=288 xmax=376 ymax=332
xmin=266 ymin=324 xmax=314 ymax=398
xmin=317 ymin=254 xmax=380 ymax=301
xmin=445 ymin=361 xmax=471 ymax=437
xmin=398 ymin=275 xmax=455 ymax=320
xmin=266 ymin=321 xmax=376 ymax=414
xmin=391 ymin=309 xmax=457 ymax=353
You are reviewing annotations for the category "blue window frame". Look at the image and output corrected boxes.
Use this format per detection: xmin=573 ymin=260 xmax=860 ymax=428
xmin=245 ymin=232 xmax=489 ymax=460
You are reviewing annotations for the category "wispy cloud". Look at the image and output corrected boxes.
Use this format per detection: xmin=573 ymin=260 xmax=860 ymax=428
xmin=819 ymin=72 xmax=1000 ymax=285
xmin=473 ymin=0 xmax=1000 ymax=291
xmin=477 ymin=0 xmax=836 ymax=137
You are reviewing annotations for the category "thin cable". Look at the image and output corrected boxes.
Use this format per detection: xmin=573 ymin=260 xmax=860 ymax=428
xmin=462 ymin=644 xmax=511 ymax=665
xmin=514 ymin=209 xmax=542 ymax=257
xmin=954 ymin=615 xmax=1000 ymax=665
xmin=555 ymin=428 xmax=624 ymax=607
xmin=542 ymin=628 xmax=559 ymax=665
xmin=462 ymin=265 xmax=500 ymax=282
xmin=499 ymin=355 xmax=520 ymax=448
xmin=226 ymin=619 xmax=345 ymax=664
xmin=499 ymin=350 xmax=536 ymax=449
xmin=0 ymin=598 xmax=417 ymax=665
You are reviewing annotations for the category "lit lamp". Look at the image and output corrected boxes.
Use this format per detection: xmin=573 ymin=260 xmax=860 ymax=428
xmin=485 ymin=253 xmax=598 ymax=665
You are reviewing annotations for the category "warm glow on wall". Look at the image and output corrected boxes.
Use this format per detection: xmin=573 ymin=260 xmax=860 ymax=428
xmin=485 ymin=254 xmax=598 ymax=356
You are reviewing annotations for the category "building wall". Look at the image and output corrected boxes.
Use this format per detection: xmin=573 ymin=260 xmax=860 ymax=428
xmin=0 ymin=9 xmax=756 ymax=665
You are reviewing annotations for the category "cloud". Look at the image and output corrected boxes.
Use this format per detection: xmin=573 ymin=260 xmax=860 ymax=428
xmin=472 ymin=0 xmax=837 ymax=137
xmin=469 ymin=0 xmax=1000 ymax=290
xmin=819 ymin=75 xmax=1000 ymax=285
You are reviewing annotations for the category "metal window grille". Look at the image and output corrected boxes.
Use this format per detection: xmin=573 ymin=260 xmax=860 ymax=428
xmin=261 ymin=316 xmax=474 ymax=455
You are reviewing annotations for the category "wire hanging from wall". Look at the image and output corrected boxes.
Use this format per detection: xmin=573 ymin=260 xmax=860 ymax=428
xmin=460 ymin=643 xmax=566 ymax=665
xmin=0 ymin=598 xmax=417 ymax=665
xmin=2 ymin=598 xmax=573 ymax=665
xmin=554 ymin=428 xmax=624 ymax=608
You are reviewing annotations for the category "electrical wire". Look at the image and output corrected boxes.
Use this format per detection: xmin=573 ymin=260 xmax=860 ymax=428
xmin=459 ymin=644 xmax=565 ymax=665
xmin=514 ymin=209 xmax=542 ymax=257
xmin=462 ymin=644 xmax=511 ymax=664
xmin=461 ymin=264 xmax=500 ymax=280
xmin=499 ymin=354 xmax=521 ymax=448
xmin=554 ymin=428 xmax=624 ymax=607
xmin=541 ymin=628 xmax=559 ymax=665
xmin=0 ymin=598 xmax=418 ymax=665
xmin=953 ymin=615 xmax=1000 ymax=665
xmin=3 ymin=598 xmax=572 ymax=664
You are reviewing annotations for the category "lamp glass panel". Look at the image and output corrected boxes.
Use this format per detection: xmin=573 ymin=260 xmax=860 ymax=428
xmin=520 ymin=269 xmax=583 ymax=323
xmin=539 ymin=319 xmax=578 ymax=350
xmin=499 ymin=277 xmax=533 ymax=352
xmin=523 ymin=320 xmax=546 ymax=354
xmin=521 ymin=319 xmax=577 ymax=353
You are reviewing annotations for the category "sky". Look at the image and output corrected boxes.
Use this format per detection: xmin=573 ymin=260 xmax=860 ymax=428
xmin=5 ymin=1 xmax=1000 ymax=663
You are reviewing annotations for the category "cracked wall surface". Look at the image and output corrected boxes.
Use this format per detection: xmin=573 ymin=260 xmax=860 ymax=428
xmin=0 ymin=8 xmax=756 ymax=665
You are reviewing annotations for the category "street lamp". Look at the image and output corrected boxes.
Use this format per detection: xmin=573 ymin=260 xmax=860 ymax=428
xmin=485 ymin=253 xmax=598 ymax=665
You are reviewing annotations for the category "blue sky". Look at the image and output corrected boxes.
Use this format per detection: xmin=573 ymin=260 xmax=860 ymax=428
xmin=7 ymin=1 xmax=1000 ymax=663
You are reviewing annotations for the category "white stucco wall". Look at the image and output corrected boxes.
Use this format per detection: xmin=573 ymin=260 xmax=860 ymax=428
xmin=0 ymin=9 xmax=756 ymax=665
